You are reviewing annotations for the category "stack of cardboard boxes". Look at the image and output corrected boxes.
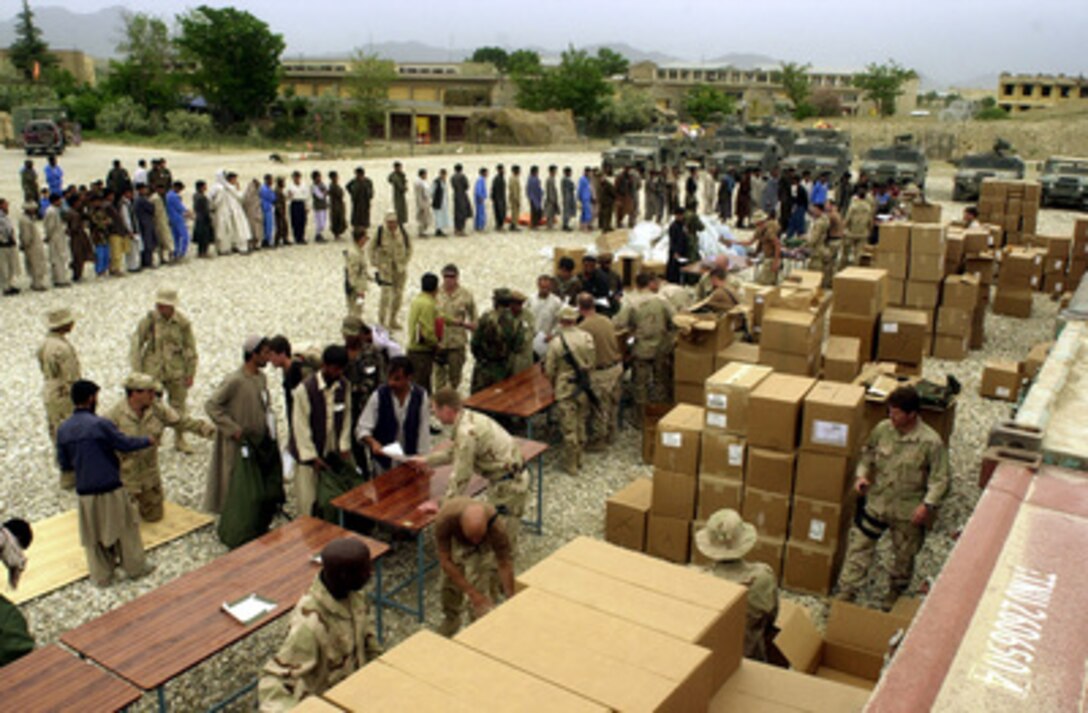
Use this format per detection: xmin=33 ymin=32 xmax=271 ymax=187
xmin=933 ymin=274 xmax=981 ymax=359
xmin=739 ymin=374 xmax=817 ymax=580
xmin=905 ymin=224 xmax=947 ymax=312
xmin=1072 ymin=219 xmax=1088 ymax=290
xmin=829 ymin=267 xmax=889 ymax=363
xmin=1032 ymin=234 xmax=1073 ymax=298
xmin=872 ymin=223 xmax=909 ymax=306
xmin=647 ymin=403 xmax=704 ymax=563
xmin=758 ymin=308 xmax=823 ymax=376
xmin=977 ymin=178 xmax=1042 ymax=246
xmin=993 ymin=246 xmax=1039 ymax=318
xmin=782 ymin=382 xmax=866 ymax=594
xmin=822 ymin=336 xmax=863 ymax=382
xmin=673 ymin=314 xmax=735 ymax=406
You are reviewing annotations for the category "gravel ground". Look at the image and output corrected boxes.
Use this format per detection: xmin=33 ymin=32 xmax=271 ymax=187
xmin=0 ymin=143 xmax=1079 ymax=710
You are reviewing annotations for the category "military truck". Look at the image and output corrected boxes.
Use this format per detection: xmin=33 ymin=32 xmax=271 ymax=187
xmin=859 ymin=135 xmax=928 ymax=188
xmin=602 ymin=132 xmax=704 ymax=172
xmin=799 ymin=127 xmax=851 ymax=151
xmin=781 ymin=140 xmax=851 ymax=178
xmin=709 ymin=136 xmax=781 ymax=174
xmin=951 ymin=141 xmax=1025 ymax=202
xmin=745 ymin=119 xmax=796 ymax=156
xmin=1039 ymin=156 xmax=1088 ymax=210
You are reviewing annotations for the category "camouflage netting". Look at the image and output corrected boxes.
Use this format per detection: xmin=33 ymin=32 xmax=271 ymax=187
xmin=465 ymin=108 xmax=577 ymax=146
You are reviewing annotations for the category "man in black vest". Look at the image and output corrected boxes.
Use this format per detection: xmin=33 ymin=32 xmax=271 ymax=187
xmin=289 ymin=345 xmax=352 ymax=518
xmin=355 ymin=356 xmax=431 ymax=475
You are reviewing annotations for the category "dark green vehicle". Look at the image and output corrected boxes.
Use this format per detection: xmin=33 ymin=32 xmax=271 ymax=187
xmin=860 ymin=136 xmax=927 ymax=188
xmin=710 ymin=136 xmax=781 ymax=173
xmin=781 ymin=140 xmax=851 ymax=178
xmin=602 ymin=132 xmax=691 ymax=171
xmin=1039 ymin=157 xmax=1088 ymax=210
xmin=952 ymin=142 xmax=1025 ymax=202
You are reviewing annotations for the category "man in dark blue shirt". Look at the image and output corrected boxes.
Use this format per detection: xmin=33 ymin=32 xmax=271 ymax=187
xmin=56 ymin=380 xmax=155 ymax=587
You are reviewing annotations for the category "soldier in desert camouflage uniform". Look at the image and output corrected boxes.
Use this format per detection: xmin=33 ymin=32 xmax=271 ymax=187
xmin=614 ymin=272 xmax=675 ymax=419
xmin=105 ymin=373 xmax=216 ymax=521
xmin=835 ymin=386 xmax=949 ymax=610
xmin=435 ymin=264 xmax=476 ymax=391
xmin=545 ymin=305 xmax=596 ymax=475
xmin=130 ymin=288 xmax=199 ymax=452
xmin=695 ymin=509 xmax=779 ymax=662
xmin=259 ymin=538 xmax=381 ymax=712
xmin=469 ymin=288 xmax=525 ymax=393
xmin=344 ymin=229 xmax=369 ymax=317
xmin=369 ymin=211 xmax=412 ymax=331
xmin=38 ymin=308 xmax=82 ymax=489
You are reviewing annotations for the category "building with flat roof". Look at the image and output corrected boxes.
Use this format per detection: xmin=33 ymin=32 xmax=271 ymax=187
xmin=627 ymin=61 xmax=918 ymax=118
xmin=0 ymin=48 xmax=96 ymax=86
xmin=997 ymin=73 xmax=1088 ymax=113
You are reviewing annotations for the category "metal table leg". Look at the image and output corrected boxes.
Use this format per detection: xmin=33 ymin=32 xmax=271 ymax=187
xmin=373 ymin=559 xmax=385 ymax=643
xmin=415 ymin=532 xmax=425 ymax=622
xmin=157 ymin=685 xmax=167 ymax=713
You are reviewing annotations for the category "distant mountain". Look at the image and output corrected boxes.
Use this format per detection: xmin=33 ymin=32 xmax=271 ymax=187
xmin=0 ymin=5 xmax=126 ymax=58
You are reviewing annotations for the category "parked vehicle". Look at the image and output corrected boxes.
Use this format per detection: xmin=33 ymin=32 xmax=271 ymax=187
xmin=1039 ymin=156 xmax=1088 ymax=210
xmin=952 ymin=146 xmax=1025 ymax=202
xmin=710 ymin=136 xmax=781 ymax=173
xmin=860 ymin=136 xmax=928 ymax=188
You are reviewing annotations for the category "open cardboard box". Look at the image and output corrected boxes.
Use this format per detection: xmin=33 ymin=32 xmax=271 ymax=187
xmin=710 ymin=660 xmax=871 ymax=712
xmin=771 ymin=599 xmax=918 ymax=691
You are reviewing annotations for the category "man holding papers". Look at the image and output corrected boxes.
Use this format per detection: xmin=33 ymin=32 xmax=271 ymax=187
xmin=355 ymin=356 xmax=431 ymax=475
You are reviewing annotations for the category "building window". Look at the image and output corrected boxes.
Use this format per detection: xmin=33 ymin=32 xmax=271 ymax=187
xmin=1081 ymin=86 xmax=1088 ymax=98
xmin=1041 ymin=85 xmax=1052 ymax=97
xmin=1060 ymin=86 xmax=1070 ymax=98
xmin=668 ymin=70 xmax=678 ymax=80
xmin=1021 ymin=84 xmax=1033 ymax=96
xmin=705 ymin=71 xmax=716 ymax=81
xmin=693 ymin=70 xmax=702 ymax=80
xmin=756 ymin=73 xmax=768 ymax=83
xmin=657 ymin=70 xmax=666 ymax=79
xmin=1003 ymin=84 xmax=1014 ymax=96
xmin=680 ymin=70 xmax=690 ymax=80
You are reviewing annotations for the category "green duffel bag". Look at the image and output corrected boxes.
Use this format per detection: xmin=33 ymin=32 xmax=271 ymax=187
xmin=217 ymin=436 xmax=285 ymax=549
xmin=313 ymin=452 xmax=364 ymax=523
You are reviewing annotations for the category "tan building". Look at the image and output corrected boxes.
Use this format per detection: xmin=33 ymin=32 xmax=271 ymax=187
xmin=280 ymin=58 xmax=502 ymax=142
xmin=627 ymin=61 xmax=918 ymax=118
xmin=0 ymin=48 xmax=96 ymax=86
xmin=997 ymin=73 xmax=1088 ymax=113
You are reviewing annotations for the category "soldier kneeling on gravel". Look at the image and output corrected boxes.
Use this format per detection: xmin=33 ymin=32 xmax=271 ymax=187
xmin=834 ymin=386 xmax=949 ymax=610
xmin=695 ymin=509 xmax=778 ymax=662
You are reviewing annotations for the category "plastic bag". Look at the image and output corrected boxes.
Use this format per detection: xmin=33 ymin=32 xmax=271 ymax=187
xmin=217 ymin=436 xmax=285 ymax=549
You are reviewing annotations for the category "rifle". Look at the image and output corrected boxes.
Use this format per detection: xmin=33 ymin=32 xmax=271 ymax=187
xmin=559 ymin=333 xmax=599 ymax=409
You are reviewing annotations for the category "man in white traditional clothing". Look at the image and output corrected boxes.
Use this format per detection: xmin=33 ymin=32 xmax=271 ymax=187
xmin=211 ymin=170 xmax=249 ymax=255
xmin=413 ymin=168 xmax=433 ymax=238
xmin=432 ymin=168 xmax=450 ymax=237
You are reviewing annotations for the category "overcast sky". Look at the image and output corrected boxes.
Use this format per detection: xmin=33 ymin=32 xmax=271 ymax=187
xmin=8 ymin=0 xmax=1088 ymax=86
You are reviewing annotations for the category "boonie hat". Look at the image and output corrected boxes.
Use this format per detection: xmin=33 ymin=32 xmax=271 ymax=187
xmin=695 ymin=508 xmax=757 ymax=561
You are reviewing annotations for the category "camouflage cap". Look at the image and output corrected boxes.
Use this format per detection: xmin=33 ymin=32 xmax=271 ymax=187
xmin=695 ymin=508 xmax=756 ymax=561
xmin=557 ymin=305 xmax=579 ymax=322
xmin=155 ymin=288 xmax=179 ymax=306
xmin=509 ymin=289 xmax=528 ymax=303
xmin=492 ymin=287 xmax=512 ymax=302
xmin=123 ymin=372 xmax=158 ymax=391
xmin=341 ymin=315 xmax=365 ymax=337
xmin=46 ymin=307 xmax=75 ymax=330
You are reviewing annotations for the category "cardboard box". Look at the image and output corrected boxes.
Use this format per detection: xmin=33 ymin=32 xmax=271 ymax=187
xmin=980 ymin=360 xmax=1022 ymax=402
xmin=1043 ymin=272 xmax=1066 ymax=295
xmin=642 ymin=403 xmax=673 ymax=464
xmin=822 ymin=336 xmax=861 ymax=383
xmin=675 ymin=312 xmax=735 ymax=355
xmin=674 ymin=345 xmax=717 ymax=385
xmin=911 ymin=203 xmax=942 ymax=224
xmin=970 ymin=306 xmax=986 ymax=349
xmin=759 ymin=348 xmax=819 ymax=377
xmin=885 ymin=276 xmax=906 ymax=305
xmin=876 ymin=308 xmax=928 ymax=365
xmin=909 ymin=252 xmax=945 ymax=282
xmin=829 ymin=312 xmax=878 ymax=361
xmin=654 ymin=404 xmax=704 ymax=476
xmin=647 ymin=514 xmax=691 ymax=563
xmin=876 ymin=223 xmax=910 ymax=253
xmin=872 ymin=251 xmax=908 ymax=280
xmin=697 ymin=475 xmax=744 ymax=520
xmin=795 ymin=451 xmax=852 ymax=502
xmin=741 ymin=487 xmax=791 ymax=538
xmin=376 ymin=630 xmax=609 ymax=713
xmin=746 ymin=447 xmax=796 ymax=495
xmin=790 ymin=497 xmax=847 ymax=547
xmin=535 ymin=537 xmax=749 ymax=689
xmin=709 ymin=659 xmax=872 ymax=712
xmin=761 ymin=309 xmax=822 ymax=355
xmin=963 ymin=229 xmax=991 ymax=255
xmin=904 ymin=279 xmax=940 ymax=310
xmin=1023 ymin=341 xmax=1053 ymax=379
xmin=554 ymin=246 xmax=587 ymax=275
xmin=455 ymin=592 xmax=705 ymax=713
xmin=932 ymin=333 xmax=969 ymax=360
xmin=782 ymin=541 xmax=844 ymax=596
xmin=703 ymin=362 xmax=773 ymax=435
xmin=673 ymin=381 xmax=705 ymax=406
xmin=773 ymin=600 xmax=917 ymax=687
xmin=652 ymin=469 xmax=698 ymax=519
xmin=964 ymin=254 xmax=995 ymax=285
xmin=713 ymin=341 xmax=760 ymax=370
xmin=747 ymin=374 xmax=818 ymax=451
xmin=910 ymin=224 xmax=946 ymax=255
xmin=323 ymin=660 xmax=478 ymax=713
xmin=831 ymin=268 xmax=888 ymax=318
xmin=747 ymin=536 xmax=785 ymax=581
xmin=606 ymin=478 xmax=653 ymax=551
xmin=936 ymin=306 xmax=971 ymax=336
xmin=699 ymin=431 xmax=745 ymax=478
xmin=801 ymin=382 xmax=866 ymax=456
xmin=992 ymin=288 xmax=1032 ymax=318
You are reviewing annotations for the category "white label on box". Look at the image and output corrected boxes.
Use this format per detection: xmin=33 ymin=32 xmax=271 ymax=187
xmin=988 ymin=236 xmax=994 ymax=247
xmin=812 ymin=420 xmax=850 ymax=447
xmin=1031 ymin=276 xmax=1039 ymax=286
xmin=1055 ymin=282 xmax=1064 ymax=293
xmin=995 ymin=386 xmax=1011 ymax=398
xmin=661 ymin=431 xmax=682 ymax=448
xmin=882 ymin=322 xmax=900 ymax=334
xmin=728 ymin=444 xmax=744 ymax=466
xmin=755 ymin=296 xmax=764 ymax=304
xmin=1054 ymin=259 xmax=1063 ymax=271
xmin=1034 ymin=255 xmax=1042 ymax=266
xmin=706 ymin=412 xmax=727 ymax=429
xmin=706 ymin=393 xmax=728 ymax=409
xmin=808 ymin=519 xmax=827 ymax=543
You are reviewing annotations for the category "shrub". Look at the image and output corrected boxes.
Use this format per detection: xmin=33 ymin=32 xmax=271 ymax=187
xmin=166 ymin=110 xmax=213 ymax=139
xmin=96 ymin=96 xmax=151 ymax=134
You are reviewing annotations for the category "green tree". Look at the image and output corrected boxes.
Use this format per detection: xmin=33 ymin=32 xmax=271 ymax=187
xmin=683 ymin=84 xmax=736 ymax=124
xmin=595 ymin=47 xmax=629 ymax=77
xmin=175 ymin=5 xmax=285 ymax=124
xmin=8 ymin=0 xmax=55 ymax=81
xmin=514 ymin=46 xmax=611 ymax=122
xmin=346 ymin=51 xmax=396 ymax=137
xmin=776 ymin=61 xmax=812 ymax=119
xmin=853 ymin=60 xmax=918 ymax=117
xmin=471 ymin=46 xmax=509 ymax=72
xmin=106 ymin=12 xmax=180 ymax=112
xmin=597 ymin=84 xmax=655 ymax=133
xmin=506 ymin=49 xmax=542 ymax=75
